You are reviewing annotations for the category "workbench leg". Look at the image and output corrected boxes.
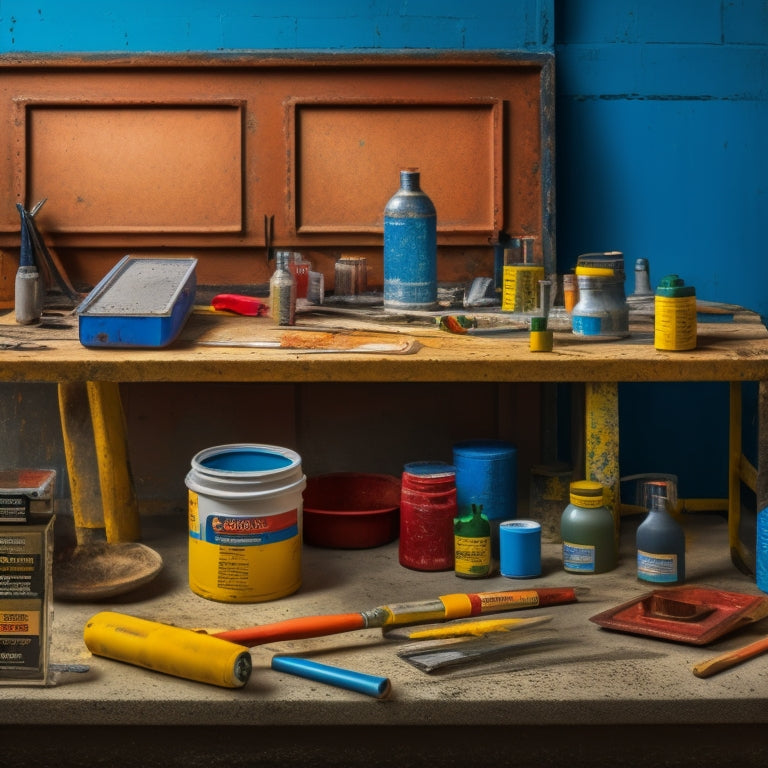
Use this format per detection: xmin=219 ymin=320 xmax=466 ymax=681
xmin=728 ymin=382 xmax=748 ymax=572
xmin=58 ymin=382 xmax=106 ymax=544
xmin=758 ymin=381 xmax=768 ymax=514
xmin=584 ymin=382 xmax=620 ymax=536
xmin=58 ymin=381 xmax=141 ymax=545
xmin=87 ymin=381 xmax=141 ymax=543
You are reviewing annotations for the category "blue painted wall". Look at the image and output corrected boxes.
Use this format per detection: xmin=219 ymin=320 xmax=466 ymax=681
xmin=1 ymin=0 xmax=764 ymax=499
xmin=0 ymin=1 xmax=553 ymax=52
xmin=555 ymin=1 xmax=766 ymax=498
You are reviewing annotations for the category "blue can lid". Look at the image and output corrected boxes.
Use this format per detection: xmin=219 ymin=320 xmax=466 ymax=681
xmin=404 ymin=461 xmax=456 ymax=477
xmin=453 ymin=439 xmax=516 ymax=459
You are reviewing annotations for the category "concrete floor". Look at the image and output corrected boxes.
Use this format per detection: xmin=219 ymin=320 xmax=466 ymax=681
xmin=2 ymin=511 xmax=767 ymax=766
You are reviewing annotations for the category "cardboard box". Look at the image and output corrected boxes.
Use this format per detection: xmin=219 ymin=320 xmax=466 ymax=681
xmin=0 ymin=469 xmax=55 ymax=525
xmin=0 ymin=515 xmax=54 ymax=685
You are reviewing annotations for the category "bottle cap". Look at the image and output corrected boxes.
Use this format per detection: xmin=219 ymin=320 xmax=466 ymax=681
xmin=569 ymin=480 xmax=605 ymax=507
xmin=656 ymin=274 xmax=695 ymax=298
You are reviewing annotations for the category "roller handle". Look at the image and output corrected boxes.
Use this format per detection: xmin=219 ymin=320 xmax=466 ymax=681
xmin=693 ymin=636 xmax=768 ymax=678
xmin=213 ymin=612 xmax=366 ymax=647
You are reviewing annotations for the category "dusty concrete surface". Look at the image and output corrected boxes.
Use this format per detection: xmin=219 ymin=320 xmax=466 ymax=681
xmin=2 ymin=511 xmax=767 ymax=766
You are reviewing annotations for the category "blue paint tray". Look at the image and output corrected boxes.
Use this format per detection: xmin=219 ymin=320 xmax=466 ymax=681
xmin=77 ymin=256 xmax=197 ymax=348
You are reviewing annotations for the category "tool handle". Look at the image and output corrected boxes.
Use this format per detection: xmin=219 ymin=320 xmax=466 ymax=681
xmin=693 ymin=636 xmax=768 ymax=678
xmin=211 ymin=293 xmax=268 ymax=316
xmin=213 ymin=613 xmax=366 ymax=647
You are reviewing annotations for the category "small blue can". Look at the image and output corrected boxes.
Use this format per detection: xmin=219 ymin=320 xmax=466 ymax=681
xmin=499 ymin=520 xmax=542 ymax=578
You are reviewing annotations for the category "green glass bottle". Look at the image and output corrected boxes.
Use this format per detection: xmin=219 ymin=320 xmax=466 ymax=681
xmin=454 ymin=504 xmax=491 ymax=579
xmin=560 ymin=481 xmax=617 ymax=574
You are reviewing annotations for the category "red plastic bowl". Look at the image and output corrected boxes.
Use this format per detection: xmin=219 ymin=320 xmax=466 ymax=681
xmin=302 ymin=472 xmax=401 ymax=549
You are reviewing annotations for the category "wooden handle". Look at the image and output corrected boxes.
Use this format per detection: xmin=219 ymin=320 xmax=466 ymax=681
xmin=212 ymin=613 xmax=366 ymax=647
xmin=693 ymin=636 xmax=768 ymax=678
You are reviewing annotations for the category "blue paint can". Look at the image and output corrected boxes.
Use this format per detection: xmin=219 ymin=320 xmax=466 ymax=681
xmin=499 ymin=520 xmax=542 ymax=578
xmin=452 ymin=440 xmax=517 ymax=520
xmin=383 ymin=168 xmax=437 ymax=310
xmin=452 ymin=439 xmax=517 ymax=557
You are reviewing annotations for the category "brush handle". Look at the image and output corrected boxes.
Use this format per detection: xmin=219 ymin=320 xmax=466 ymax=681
xmin=693 ymin=636 xmax=768 ymax=678
xmin=271 ymin=655 xmax=391 ymax=699
xmin=213 ymin=613 xmax=366 ymax=647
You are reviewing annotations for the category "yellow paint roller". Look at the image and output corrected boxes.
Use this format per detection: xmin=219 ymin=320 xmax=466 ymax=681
xmin=83 ymin=611 xmax=252 ymax=688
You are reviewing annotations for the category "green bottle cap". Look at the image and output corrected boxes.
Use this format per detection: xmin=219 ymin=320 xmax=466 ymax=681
xmin=656 ymin=274 xmax=695 ymax=298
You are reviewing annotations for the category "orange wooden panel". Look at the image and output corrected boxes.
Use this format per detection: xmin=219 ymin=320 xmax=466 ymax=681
xmin=23 ymin=103 xmax=244 ymax=233
xmin=291 ymin=101 xmax=501 ymax=234
xmin=0 ymin=54 xmax=554 ymax=286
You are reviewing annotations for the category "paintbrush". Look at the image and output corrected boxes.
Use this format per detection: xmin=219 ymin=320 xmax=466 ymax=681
xmin=212 ymin=587 xmax=580 ymax=646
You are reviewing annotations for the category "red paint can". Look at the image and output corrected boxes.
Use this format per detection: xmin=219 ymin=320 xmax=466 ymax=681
xmin=399 ymin=461 xmax=458 ymax=571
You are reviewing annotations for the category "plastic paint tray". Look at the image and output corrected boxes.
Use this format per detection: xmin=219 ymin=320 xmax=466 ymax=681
xmin=589 ymin=587 xmax=768 ymax=645
xmin=78 ymin=256 xmax=197 ymax=348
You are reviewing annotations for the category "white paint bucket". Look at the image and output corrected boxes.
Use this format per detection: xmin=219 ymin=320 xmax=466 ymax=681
xmin=186 ymin=443 xmax=306 ymax=603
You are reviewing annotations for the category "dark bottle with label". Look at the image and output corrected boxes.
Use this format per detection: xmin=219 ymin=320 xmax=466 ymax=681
xmin=636 ymin=480 xmax=685 ymax=584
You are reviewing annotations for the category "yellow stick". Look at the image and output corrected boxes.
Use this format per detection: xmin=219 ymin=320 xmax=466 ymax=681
xmin=407 ymin=615 xmax=552 ymax=640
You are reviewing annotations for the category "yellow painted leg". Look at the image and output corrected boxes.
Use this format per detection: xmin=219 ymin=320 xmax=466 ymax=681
xmin=58 ymin=381 xmax=105 ymax=544
xmin=86 ymin=381 xmax=141 ymax=544
xmin=584 ymin=381 xmax=621 ymax=535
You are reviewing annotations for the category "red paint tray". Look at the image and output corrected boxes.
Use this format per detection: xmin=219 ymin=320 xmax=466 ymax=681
xmin=589 ymin=587 xmax=768 ymax=645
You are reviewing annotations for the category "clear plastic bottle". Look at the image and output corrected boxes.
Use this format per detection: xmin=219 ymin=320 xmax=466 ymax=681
xmin=756 ymin=505 xmax=768 ymax=594
xmin=636 ymin=480 xmax=685 ymax=584
xmin=560 ymin=481 xmax=617 ymax=574
xmin=269 ymin=250 xmax=296 ymax=326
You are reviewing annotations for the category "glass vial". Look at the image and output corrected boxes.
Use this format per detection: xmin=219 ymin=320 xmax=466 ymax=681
xmin=560 ymin=481 xmax=617 ymax=574
xmin=383 ymin=168 xmax=437 ymax=311
xmin=636 ymin=480 xmax=685 ymax=584
xmin=454 ymin=503 xmax=491 ymax=579
xmin=270 ymin=250 xmax=296 ymax=326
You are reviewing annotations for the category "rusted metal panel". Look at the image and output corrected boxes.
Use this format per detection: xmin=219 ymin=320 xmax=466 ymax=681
xmin=0 ymin=52 xmax=554 ymax=289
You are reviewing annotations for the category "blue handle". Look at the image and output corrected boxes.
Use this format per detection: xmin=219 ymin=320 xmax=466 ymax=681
xmin=271 ymin=655 xmax=391 ymax=699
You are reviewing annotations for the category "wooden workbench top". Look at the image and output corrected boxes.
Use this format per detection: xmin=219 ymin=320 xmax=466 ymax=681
xmin=1 ymin=305 xmax=767 ymax=384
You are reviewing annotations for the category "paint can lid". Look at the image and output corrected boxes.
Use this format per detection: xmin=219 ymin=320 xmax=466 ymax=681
xmin=403 ymin=460 xmax=456 ymax=478
xmin=452 ymin=439 xmax=516 ymax=459
xmin=656 ymin=274 xmax=695 ymax=297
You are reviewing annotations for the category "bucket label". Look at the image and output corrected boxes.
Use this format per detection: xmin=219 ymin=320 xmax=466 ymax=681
xmin=204 ymin=509 xmax=298 ymax=547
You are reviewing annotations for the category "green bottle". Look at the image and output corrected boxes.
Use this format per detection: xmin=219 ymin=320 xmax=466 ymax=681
xmin=454 ymin=504 xmax=492 ymax=579
xmin=560 ymin=481 xmax=617 ymax=574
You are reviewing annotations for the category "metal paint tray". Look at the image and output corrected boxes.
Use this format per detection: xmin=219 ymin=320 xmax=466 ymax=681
xmin=78 ymin=256 xmax=197 ymax=348
xmin=589 ymin=586 xmax=768 ymax=646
